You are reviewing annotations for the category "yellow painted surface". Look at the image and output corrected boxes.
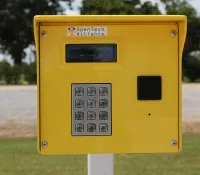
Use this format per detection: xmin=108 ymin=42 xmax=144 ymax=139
xmin=34 ymin=15 xmax=187 ymax=154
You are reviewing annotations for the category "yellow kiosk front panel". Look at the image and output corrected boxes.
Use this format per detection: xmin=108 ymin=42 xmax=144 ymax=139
xmin=34 ymin=15 xmax=187 ymax=154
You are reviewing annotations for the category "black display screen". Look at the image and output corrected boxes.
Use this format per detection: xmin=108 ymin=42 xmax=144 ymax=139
xmin=66 ymin=44 xmax=117 ymax=62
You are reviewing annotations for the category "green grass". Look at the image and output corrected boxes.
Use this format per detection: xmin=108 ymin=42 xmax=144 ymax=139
xmin=0 ymin=133 xmax=200 ymax=175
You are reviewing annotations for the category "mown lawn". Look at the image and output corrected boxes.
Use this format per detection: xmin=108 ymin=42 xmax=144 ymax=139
xmin=0 ymin=133 xmax=200 ymax=175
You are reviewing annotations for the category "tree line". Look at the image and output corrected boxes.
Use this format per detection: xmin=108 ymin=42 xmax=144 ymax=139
xmin=0 ymin=0 xmax=200 ymax=84
xmin=0 ymin=60 xmax=36 ymax=85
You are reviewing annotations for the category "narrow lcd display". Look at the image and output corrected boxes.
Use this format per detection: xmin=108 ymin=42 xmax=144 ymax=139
xmin=66 ymin=44 xmax=117 ymax=62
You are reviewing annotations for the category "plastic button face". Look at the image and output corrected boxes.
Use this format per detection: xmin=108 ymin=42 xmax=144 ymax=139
xmin=75 ymin=99 xmax=84 ymax=108
xmin=87 ymin=87 xmax=96 ymax=96
xmin=99 ymin=87 xmax=108 ymax=96
xmin=87 ymin=99 xmax=96 ymax=108
xmin=99 ymin=111 xmax=108 ymax=120
xmin=87 ymin=111 xmax=96 ymax=120
xmin=75 ymin=123 xmax=84 ymax=132
xmin=99 ymin=99 xmax=108 ymax=108
xmin=75 ymin=87 xmax=84 ymax=96
xmin=87 ymin=123 xmax=96 ymax=132
xmin=75 ymin=111 xmax=84 ymax=120
xmin=99 ymin=123 xmax=108 ymax=132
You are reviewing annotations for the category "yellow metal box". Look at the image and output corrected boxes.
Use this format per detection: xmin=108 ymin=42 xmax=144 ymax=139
xmin=34 ymin=15 xmax=187 ymax=154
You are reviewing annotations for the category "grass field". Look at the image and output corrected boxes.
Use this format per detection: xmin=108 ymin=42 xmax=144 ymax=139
xmin=0 ymin=133 xmax=200 ymax=175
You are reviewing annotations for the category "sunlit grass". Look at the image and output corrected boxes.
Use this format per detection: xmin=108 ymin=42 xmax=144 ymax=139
xmin=0 ymin=133 xmax=200 ymax=175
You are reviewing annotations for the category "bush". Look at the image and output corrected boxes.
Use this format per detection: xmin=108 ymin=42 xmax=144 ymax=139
xmin=0 ymin=60 xmax=12 ymax=84
xmin=0 ymin=59 xmax=36 ymax=85
xmin=184 ymin=55 xmax=200 ymax=82
xmin=0 ymin=55 xmax=200 ymax=85
xmin=25 ymin=61 xmax=37 ymax=84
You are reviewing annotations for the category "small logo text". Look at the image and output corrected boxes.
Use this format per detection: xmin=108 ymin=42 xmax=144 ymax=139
xmin=67 ymin=26 xmax=107 ymax=37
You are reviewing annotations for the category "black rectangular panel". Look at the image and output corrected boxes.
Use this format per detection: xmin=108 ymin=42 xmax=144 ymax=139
xmin=66 ymin=44 xmax=117 ymax=63
xmin=137 ymin=76 xmax=162 ymax=100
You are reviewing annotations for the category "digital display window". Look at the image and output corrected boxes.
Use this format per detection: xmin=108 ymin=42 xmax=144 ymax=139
xmin=66 ymin=44 xmax=117 ymax=63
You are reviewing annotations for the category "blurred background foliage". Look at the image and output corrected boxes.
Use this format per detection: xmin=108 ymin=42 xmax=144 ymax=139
xmin=0 ymin=0 xmax=200 ymax=85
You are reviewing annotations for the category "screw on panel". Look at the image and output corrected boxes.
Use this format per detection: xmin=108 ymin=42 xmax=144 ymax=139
xmin=170 ymin=30 xmax=177 ymax=36
xmin=41 ymin=31 xmax=47 ymax=37
xmin=41 ymin=141 xmax=48 ymax=148
xmin=171 ymin=140 xmax=177 ymax=146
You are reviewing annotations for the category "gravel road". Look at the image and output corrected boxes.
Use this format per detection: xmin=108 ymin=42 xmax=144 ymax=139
xmin=0 ymin=84 xmax=199 ymax=125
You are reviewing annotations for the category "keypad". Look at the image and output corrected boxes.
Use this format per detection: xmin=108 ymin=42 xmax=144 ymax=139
xmin=72 ymin=84 xmax=112 ymax=136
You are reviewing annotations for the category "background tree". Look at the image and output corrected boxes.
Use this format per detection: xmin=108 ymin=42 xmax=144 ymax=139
xmin=184 ymin=54 xmax=200 ymax=82
xmin=80 ymin=0 xmax=161 ymax=15
xmin=161 ymin=0 xmax=200 ymax=82
xmin=0 ymin=60 xmax=37 ymax=85
xmin=1 ymin=0 xmax=200 ymax=83
xmin=23 ymin=61 xmax=37 ymax=84
xmin=0 ymin=59 xmax=12 ymax=84
xmin=81 ymin=0 xmax=200 ymax=82
xmin=0 ymin=0 xmax=74 ymax=64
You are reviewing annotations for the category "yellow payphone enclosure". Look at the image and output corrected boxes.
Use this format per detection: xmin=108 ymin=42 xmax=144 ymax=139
xmin=34 ymin=15 xmax=187 ymax=154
